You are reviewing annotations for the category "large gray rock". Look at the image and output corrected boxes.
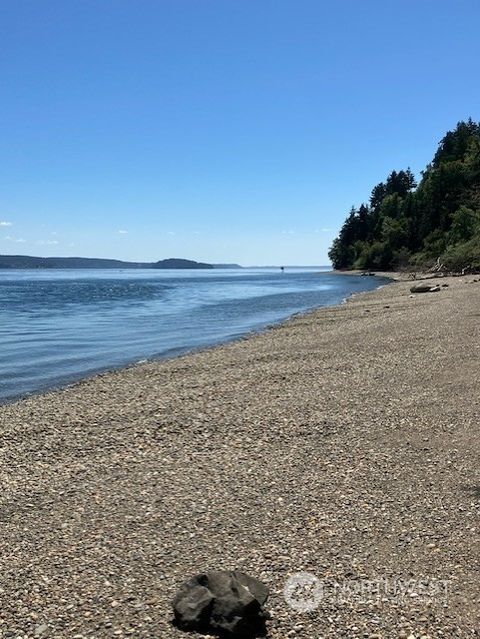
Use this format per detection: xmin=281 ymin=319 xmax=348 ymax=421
xmin=173 ymin=570 xmax=269 ymax=636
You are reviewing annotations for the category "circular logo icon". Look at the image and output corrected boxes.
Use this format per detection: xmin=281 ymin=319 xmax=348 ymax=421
xmin=284 ymin=571 xmax=323 ymax=612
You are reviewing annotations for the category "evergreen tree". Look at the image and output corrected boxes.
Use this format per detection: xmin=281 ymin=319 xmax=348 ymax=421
xmin=329 ymin=120 xmax=480 ymax=271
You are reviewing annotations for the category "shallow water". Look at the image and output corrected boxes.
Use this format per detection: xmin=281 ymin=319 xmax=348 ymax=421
xmin=0 ymin=268 xmax=387 ymax=403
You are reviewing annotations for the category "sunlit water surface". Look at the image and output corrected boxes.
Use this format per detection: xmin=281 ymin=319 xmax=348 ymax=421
xmin=0 ymin=268 xmax=388 ymax=403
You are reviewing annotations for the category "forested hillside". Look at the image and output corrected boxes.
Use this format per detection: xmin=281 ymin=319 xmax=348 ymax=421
xmin=329 ymin=119 xmax=480 ymax=271
xmin=0 ymin=256 xmax=214 ymax=269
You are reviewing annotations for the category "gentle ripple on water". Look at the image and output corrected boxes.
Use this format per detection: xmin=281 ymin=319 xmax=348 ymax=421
xmin=0 ymin=268 xmax=387 ymax=403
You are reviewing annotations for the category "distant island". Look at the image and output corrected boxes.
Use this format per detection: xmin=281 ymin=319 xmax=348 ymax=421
xmin=329 ymin=119 xmax=480 ymax=272
xmin=0 ymin=255 xmax=241 ymax=270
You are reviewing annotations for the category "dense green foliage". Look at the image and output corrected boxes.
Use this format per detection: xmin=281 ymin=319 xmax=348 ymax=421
xmin=329 ymin=119 xmax=480 ymax=271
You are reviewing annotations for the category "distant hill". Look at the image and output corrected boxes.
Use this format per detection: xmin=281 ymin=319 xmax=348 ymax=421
xmin=151 ymin=258 xmax=212 ymax=269
xmin=0 ymin=255 xmax=214 ymax=270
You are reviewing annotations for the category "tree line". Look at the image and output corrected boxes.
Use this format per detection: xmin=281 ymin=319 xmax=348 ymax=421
xmin=328 ymin=119 xmax=480 ymax=272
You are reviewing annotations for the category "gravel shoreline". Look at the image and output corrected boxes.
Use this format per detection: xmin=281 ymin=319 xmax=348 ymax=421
xmin=1 ymin=276 xmax=479 ymax=638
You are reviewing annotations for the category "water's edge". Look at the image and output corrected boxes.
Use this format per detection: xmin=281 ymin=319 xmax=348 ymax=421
xmin=1 ymin=275 xmax=392 ymax=407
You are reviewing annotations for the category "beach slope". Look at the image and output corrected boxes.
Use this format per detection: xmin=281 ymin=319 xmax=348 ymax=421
xmin=0 ymin=276 xmax=479 ymax=637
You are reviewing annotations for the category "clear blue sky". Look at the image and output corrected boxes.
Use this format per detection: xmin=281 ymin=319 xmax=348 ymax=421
xmin=1 ymin=1 xmax=479 ymax=265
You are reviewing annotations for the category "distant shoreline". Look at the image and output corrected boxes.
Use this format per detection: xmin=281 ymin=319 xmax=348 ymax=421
xmin=0 ymin=255 xmax=223 ymax=269
xmin=0 ymin=255 xmax=330 ymax=270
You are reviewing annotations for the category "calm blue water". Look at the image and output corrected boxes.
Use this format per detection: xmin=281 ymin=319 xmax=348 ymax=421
xmin=0 ymin=268 xmax=387 ymax=403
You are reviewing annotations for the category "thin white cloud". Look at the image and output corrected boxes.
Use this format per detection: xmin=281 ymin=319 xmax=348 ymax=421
xmin=281 ymin=230 xmax=295 ymax=235
xmin=167 ymin=231 xmax=176 ymax=236
xmin=0 ymin=221 xmax=13 ymax=227
xmin=315 ymin=228 xmax=333 ymax=233
xmin=4 ymin=235 xmax=26 ymax=243
xmin=118 ymin=229 xmax=128 ymax=234
xmin=37 ymin=239 xmax=59 ymax=245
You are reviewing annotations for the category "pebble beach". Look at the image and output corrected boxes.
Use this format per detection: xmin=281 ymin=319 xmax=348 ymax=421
xmin=1 ymin=275 xmax=479 ymax=638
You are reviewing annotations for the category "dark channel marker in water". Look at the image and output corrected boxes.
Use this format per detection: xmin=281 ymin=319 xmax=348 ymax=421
xmin=0 ymin=268 xmax=388 ymax=403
